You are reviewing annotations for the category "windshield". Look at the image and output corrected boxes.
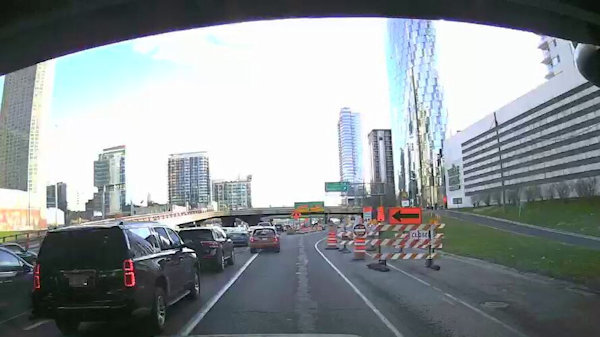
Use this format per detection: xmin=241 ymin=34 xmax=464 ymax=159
xmin=1 ymin=13 xmax=599 ymax=337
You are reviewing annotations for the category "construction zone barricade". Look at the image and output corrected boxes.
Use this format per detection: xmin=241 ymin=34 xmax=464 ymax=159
xmin=369 ymin=217 xmax=445 ymax=271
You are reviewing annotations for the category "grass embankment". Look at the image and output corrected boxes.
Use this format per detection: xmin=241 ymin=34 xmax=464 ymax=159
xmin=433 ymin=214 xmax=600 ymax=289
xmin=460 ymin=197 xmax=600 ymax=237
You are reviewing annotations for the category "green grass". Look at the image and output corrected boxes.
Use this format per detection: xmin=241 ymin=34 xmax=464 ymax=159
xmin=461 ymin=197 xmax=600 ymax=237
xmin=434 ymin=215 xmax=600 ymax=289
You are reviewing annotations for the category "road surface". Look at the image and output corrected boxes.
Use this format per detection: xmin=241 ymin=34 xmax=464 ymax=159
xmin=1 ymin=231 xmax=599 ymax=337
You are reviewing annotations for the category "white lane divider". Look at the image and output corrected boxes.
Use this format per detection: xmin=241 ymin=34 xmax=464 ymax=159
xmin=381 ymin=256 xmax=529 ymax=337
xmin=178 ymin=252 xmax=259 ymax=336
xmin=0 ymin=311 xmax=28 ymax=326
xmin=23 ymin=319 xmax=51 ymax=331
xmin=314 ymin=238 xmax=405 ymax=337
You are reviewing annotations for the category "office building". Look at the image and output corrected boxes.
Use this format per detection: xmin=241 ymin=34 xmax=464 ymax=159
xmin=0 ymin=62 xmax=55 ymax=228
xmin=94 ymin=145 xmax=126 ymax=215
xmin=212 ymin=175 xmax=253 ymax=211
xmin=168 ymin=151 xmax=210 ymax=208
xmin=386 ymin=19 xmax=447 ymax=206
xmin=46 ymin=182 xmax=67 ymax=212
xmin=368 ymin=129 xmax=395 ymax=198
xmin=538 ymin=36 xmax=577 ymax=80
xmin=444 ymin=40 xmax=599 ymax=208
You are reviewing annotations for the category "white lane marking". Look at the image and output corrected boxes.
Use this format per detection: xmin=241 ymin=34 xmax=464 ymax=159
xmin=0 ymin=311 xmax=28 ymax=326
xmin=178 ymin=252 xmax=259 ymax=336
xmin=314 ymin=238 xmax=405 ymax=337
xmin=385 ymin=259 xmax=529 ymax=337
xmin=23 ymin=319 xmax=51 ymax=331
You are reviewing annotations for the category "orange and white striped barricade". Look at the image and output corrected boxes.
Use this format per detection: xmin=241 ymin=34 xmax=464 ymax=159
xmin=338 ymin=231 xmax=353 ymax=253
xmin=325 ymin=225 xmax=338 ymax=250
xmin=370 ymin=222 xmax=444 ymax=268
xmin=353 ymin=236 xmax=367 ymax=260
xmin=352 ymin=223 xmax=368 ymax=260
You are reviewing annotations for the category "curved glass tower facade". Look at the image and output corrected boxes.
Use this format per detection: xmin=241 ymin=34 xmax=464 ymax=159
xmin=386 ymin=19 xmax=448 ymax=206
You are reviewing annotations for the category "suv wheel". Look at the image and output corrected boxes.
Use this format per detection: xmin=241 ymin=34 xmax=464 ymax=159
xmin=215 ymin=251 xmax=225 ymax=272
xmin=187 ymin=268 xmax=200 ymax=299
xmin=55 ymin=318 xmax=79 ymax=336
xmin=227 ymin=251 xmax=235 ymax=265
xmin=148 ymin=287 xmax=167 ymax=333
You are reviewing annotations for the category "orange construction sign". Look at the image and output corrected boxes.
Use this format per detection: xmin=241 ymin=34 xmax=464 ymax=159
xmin=376 ymin=206 xmax=385 ymax=222
xmin=388 ymin=207 xmax=422 ymax=225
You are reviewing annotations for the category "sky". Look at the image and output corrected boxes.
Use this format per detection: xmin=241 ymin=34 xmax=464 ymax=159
xmin=0 ymin=18 xmax=546 ymax=210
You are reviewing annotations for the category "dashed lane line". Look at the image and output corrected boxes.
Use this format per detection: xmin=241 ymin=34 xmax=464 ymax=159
xmin=378 ymin=254 xmax=530 ymax=337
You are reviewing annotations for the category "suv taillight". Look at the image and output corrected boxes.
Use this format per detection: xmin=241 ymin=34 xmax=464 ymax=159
xmin=33 ymin=263 xmax=40 ymax=290
xmin=202 ymin=241 xmax=220 ymax=248
xmin=249 ymin=237 xmax=255 ymax=243
xmin=123 ymin=259 xmax=136 ymax=288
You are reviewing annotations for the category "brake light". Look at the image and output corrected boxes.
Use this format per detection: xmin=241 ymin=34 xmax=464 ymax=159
xmin=274 ymin=236 xmax=279 ymax=243
xmin=123 ymin=259 xmax=136 ymax=288
xmin=250 ymin=237 xmax=255 ymax=243
xmin=33 ymin=263 xmax=40 ymax=290
xmin=201 ymin=241 xmax=220 ymax=248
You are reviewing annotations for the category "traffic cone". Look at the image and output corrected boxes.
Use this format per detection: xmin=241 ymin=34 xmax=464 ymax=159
xmin=353 ymin=236 xmax=366 ymax=260
xmin=325 ymin=227 xmax=338 ymax=250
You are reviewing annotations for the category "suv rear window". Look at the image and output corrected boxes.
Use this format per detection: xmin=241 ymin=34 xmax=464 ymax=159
xmin=253 ymin=228 xmax=276 ymax=237
xmin=38 ymin=227 xmax=126 ymax=269
xmin=179 ymin=229 xmax=214 ymax=243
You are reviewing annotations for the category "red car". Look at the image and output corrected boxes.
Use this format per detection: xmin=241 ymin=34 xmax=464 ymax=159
xmin=249 ymin=227 xmax=280 ymax=253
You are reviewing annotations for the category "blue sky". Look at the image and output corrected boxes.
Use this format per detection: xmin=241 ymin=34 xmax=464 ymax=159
xmin=2 ymin=18 xmax=546 ymax=210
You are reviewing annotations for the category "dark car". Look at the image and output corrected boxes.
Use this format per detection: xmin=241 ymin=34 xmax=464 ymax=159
xmin=274 ymin=224 xmax=284 ymax=233
xmin=224 ymin=228 xmax=250 ymax=247
xmin=179 ymin=227 xmax=234 ymax=272
xmin=0 ymin=247 xmax=33 ymax=323
xmin=32 ymin=222 xmax=200 ymax=335
xmin=1 ymin=243 xmax=37 ymax=265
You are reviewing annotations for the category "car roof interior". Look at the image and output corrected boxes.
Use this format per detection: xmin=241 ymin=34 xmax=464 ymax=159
xmin=0 ymin=0 xmax=599 ymax=76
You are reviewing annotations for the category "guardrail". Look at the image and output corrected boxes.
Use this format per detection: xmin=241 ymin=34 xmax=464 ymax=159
xmin=0 ymin=230 xmax=47 ymax=244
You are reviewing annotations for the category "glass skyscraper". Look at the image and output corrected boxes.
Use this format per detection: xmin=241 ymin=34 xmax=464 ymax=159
xmin=386 ymin=19 xmax=448 ymax=206
xmin=93 ymin=145 xmax=126 ymax=215
xmin=337 ymin=107 xmax=363 ymax=184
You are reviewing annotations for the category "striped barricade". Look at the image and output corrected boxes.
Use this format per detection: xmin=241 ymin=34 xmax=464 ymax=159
xmin=353 ymin=236 xmax=366 ymax=260
xmin=370 ymin=222 xmax=444 ymax=263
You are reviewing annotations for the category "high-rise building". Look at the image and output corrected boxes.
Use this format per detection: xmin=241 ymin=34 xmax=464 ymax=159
xmin=386 ymin=19 xmax=448 ymax=206
xmin=0 ymin=62 xmax=55 ymax=218
xmin=212 ymin=175 xmax=252 ymax=211
xmin=368 ymin=129 xmax=395 ymax=198
xmin=94 ymin=145 xmax=126 ymax=215
xmin=337 ymin=107 xmax=364 ymax=205
xmin=168 ymin=152 xmax=210 ymax=208
xmin=46 ymin=182 xmax=67 ymax=212
xmin=538 ymin=36 xmax=577 ymax=80
xmin=337 ymin=107 xmax=363 ymax=184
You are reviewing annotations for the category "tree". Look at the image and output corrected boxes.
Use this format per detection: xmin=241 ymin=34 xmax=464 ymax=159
xmin=471 ymin=194 xmax=480 ymax=207
xmin=482 ymin=192 xmax=492 ymax=206
xmin=524 ymin=185 xmax=541 ymax=202
xmin=574 ymin=177 xmax=597 ymax=198
xmin=507 ymin=187 xmax=521 ymax=205
xmin=542 ymin=184 xmax=554 ymax=200
xmin=491 ymin=190 xmax=503 ymax=205
xmin=554 ymin=181 xmax=571 ymax=200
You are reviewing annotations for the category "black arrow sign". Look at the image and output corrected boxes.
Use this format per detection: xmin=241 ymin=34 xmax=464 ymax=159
xmin=392 ymin=211 xmax=420 ymax=222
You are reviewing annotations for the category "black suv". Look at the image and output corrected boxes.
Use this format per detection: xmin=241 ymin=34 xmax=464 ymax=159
xmin=179 ymin=227 xmax=234 ymax=272
xmin=32 ymin=222 xmax=200 ymax=335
